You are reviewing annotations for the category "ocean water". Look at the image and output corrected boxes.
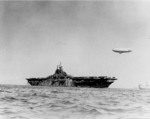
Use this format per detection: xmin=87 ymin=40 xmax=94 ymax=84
xmin=0 ymin=85 xmax=150 ymax=119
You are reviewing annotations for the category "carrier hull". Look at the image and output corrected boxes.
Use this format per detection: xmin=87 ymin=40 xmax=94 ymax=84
xmin=26 ymin=64 xmax=117 ymax=88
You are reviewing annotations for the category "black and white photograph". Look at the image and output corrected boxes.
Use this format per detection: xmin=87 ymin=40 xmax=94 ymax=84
xmin=0 ymin=0 xmax=150 ymax=119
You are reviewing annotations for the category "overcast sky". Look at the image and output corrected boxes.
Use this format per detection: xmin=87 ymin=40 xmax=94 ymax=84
xmin=0 ymin=1 xmax=150 ymax=88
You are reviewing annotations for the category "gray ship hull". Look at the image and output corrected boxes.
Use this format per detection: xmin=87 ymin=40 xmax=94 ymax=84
xmin=26 ymin=64 xmax=117 ymax=88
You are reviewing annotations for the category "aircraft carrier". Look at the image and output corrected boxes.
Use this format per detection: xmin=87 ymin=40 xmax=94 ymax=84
xmin=26 ymin=64 xmax=117 ymax=88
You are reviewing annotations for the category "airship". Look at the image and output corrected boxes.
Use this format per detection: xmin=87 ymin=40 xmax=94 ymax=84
xmin=112 ymin=48 xmax=132 ymax=54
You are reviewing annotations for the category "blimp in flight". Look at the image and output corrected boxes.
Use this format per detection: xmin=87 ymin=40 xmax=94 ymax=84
xmin=112 ymin=48 xmax=132 ymax=54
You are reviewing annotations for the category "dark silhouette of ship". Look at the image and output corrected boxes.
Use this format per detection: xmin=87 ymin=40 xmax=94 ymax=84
xmin=26 ymin=63 xmax=117 ymax=88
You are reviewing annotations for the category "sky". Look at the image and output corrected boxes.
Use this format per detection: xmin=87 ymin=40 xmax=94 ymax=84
xmin=0 ymin=1 xmax=150 ymax=88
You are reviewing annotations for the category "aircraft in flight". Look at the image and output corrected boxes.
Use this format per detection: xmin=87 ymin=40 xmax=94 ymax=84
xmin=112 ymin=48 xmax=132 ymax=54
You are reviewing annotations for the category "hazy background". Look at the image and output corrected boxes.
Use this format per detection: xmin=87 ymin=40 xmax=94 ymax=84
xmin=0 ymin=1 xmax=150 ymax=88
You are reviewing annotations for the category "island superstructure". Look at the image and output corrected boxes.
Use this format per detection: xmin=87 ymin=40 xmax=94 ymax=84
xmin=26 ymin=64 xmax=117 ymax=88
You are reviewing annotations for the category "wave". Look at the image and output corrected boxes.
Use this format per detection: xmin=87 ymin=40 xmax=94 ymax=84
xmin=0 ymin=85 xmax=150 ymax=119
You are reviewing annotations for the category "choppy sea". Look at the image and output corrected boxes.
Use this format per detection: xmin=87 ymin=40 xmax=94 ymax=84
xmin=0 ymin=85 xmax=150 ymax=119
